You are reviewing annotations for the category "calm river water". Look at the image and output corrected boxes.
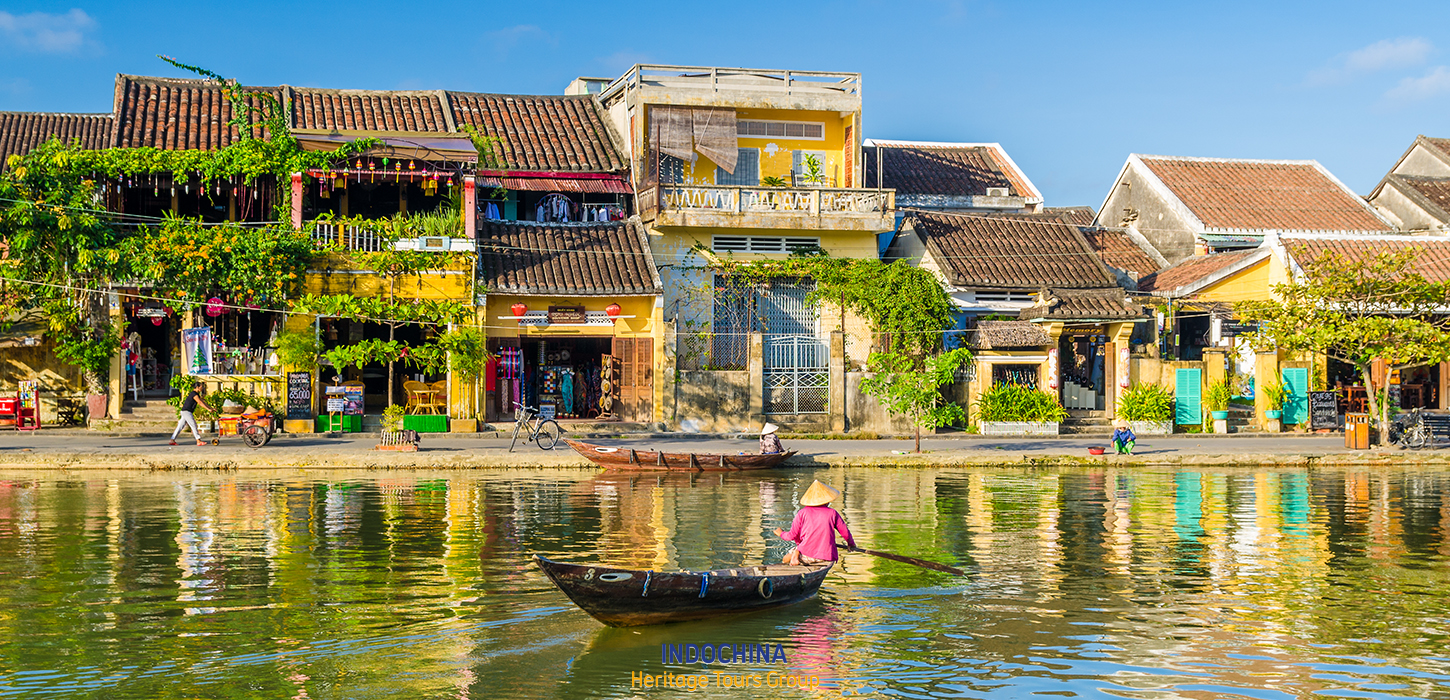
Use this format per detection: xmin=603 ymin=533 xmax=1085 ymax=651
xmin=1 ymin=467 xmax=1449 ymax=698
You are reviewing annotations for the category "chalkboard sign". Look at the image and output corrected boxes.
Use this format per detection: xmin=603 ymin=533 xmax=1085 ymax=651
xmin=286 ymin=372 xmax=313 ymax=419
xmin=1309 ymin=391 xmax=1338 ymax=429
xmin=1220 ymin=321 xmax=1259 ymax=337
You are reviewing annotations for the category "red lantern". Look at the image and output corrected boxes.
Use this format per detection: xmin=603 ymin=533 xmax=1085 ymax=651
xmin=205 ymin=297 xmax=225 ymax=317
xmin=511 ymin=303 xmax=528 ymax=317
xmin=151 ymin=316 xmax=164 ymax=326
xmin=605 ymin=303 xmax=622 ymax=318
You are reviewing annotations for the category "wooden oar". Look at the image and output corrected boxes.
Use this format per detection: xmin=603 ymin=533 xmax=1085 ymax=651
xmin=843 ymin=544 xmax=965 ymax=576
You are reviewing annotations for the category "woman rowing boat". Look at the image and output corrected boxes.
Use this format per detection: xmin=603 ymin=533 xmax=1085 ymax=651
xmin=774 ymin=480 xmax=856 ymax=566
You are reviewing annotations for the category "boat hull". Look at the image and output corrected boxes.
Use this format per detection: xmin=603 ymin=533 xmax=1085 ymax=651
xmin=534 ymin=555 xmax=831 ymax=627
xmin=564 ymin=439 xmax=795 ymax=471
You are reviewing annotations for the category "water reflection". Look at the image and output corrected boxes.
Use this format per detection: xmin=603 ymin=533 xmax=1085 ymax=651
xmin=0 ymin=467 xmax=1447 ymax=698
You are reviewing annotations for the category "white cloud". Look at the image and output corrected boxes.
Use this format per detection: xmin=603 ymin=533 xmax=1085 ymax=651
xmin=0 ymin=9 xmax=96 ymax=53
xmin=1383 ymin=65 xmax=1450 ymax=103
xmin=1308 ymin=37 xmax=1432 ymax=85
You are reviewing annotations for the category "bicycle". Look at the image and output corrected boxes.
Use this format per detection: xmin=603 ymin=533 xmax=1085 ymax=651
xmin=1390 ymin=407 xmax=1430 ymax=449
xmin=510 ymin=402 xmax=563 ymax=452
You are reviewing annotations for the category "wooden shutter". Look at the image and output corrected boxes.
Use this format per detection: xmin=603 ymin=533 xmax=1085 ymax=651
xmin=1282 ymin=368 xmax=1309 ymax=425
xmin=1175 ymin=368 xmax=1202 ymax=425
xmin=634 ymin=338 xmax=653 ymax=422
xmin=614 ymin=337 xmax=636 ymax=420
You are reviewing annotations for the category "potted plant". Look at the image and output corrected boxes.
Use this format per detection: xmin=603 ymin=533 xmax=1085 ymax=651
xmin=376 ymin=404 xmax=418 ymax=452
xmin=1261 ymin=378 xmax=1286 ymax=420
xmin=1116 ymin=383 xmax=1175 ymax=435
xmin=438 ymin=327 xmax=490 ymax=433
xmin=974 ymin=383 xmax=1067 ymax=436
xmin=1206 ymin=380 xmax=1233 ymax=420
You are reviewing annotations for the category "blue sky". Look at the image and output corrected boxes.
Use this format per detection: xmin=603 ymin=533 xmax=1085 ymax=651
xmin=2 ymin=0 xmax=1448 ymax=207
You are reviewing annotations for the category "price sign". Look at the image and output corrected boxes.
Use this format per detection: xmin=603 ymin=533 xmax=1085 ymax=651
xmin=287 ymin=371 xmax=313 ymax=419
xmin=1309 ymin=391 xmax=1338 ymax=429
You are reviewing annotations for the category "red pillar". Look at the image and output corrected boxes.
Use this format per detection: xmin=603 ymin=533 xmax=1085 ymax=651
xmin=463 ymin=175 xmax=476 ymax=238
xmin=290 ymin=172 xmax=303 ymax=230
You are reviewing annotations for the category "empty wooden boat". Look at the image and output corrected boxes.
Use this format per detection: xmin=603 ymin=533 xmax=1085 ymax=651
xmin=564 ymin=438 xmax=795 ymax=471
xmin=534 ymin=555 xmax=830 ymax=627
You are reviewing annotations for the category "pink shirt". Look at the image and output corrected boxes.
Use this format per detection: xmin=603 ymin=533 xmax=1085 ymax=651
xmin=780 ymin=505 xmax=855 ymax=562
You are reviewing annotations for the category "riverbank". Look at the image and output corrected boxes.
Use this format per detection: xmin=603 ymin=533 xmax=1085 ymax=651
xmin=0 ymin=430 xmax=1446 ymax=469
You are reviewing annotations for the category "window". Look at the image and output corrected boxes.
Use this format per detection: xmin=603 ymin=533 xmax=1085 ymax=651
xmin=716 ymin=148 xmax=760 ymax=186
xmin=659 ymin=154 xmax=686 ymax=185
xmin=792 ymin=151 xmax=830 ymax=186
xmin=712 ymin=235 xmax=821 ymax=254
xmin=737 ymin=120 xmax=825 ymax=140
xmin=974 ymin=290 xmax=1037 ymax=303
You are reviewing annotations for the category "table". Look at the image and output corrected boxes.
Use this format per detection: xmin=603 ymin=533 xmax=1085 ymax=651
xmin=408 ymin=389 xmax=440 ymax=415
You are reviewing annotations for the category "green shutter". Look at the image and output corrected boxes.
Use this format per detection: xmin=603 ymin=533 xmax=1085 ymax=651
xmin=1175 ymin=368 xmax=1202 ymax=425
xmin=1282 ymin=368 xmax=1309 ymax=424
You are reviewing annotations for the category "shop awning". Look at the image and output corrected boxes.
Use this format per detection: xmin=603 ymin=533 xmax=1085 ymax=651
xmin=478 ymin=174 xmax=632 ymax=194
xmin=293 ymin=130 xmax=479 ymax=163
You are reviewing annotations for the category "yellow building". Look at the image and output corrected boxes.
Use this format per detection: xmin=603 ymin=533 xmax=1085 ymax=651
xmin=597 ymin=65 xmax=896 ymax=431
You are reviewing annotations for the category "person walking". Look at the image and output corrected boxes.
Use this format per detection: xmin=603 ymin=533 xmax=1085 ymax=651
xmin=774 ymin=479 xmax=856 ymax=566
xmin=1110 ymin=419 xmax=1136 ymax=454
xmin=170 ymin=385 xmax=208 ymax=446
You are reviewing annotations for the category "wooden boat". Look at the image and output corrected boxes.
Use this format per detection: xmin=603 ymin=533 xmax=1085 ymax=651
xmin=564 ymin=438 xmax=796 ymax=471
xmin=534 ymin=555 xmax=831 ymax=627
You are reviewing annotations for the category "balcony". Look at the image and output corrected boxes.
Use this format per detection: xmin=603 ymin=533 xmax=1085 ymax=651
xmin=600 ymin=65 xmax=862 ymax=112
xmin=308 ymin=221 xmax=474 ymax=252
xmin=639 ymin=185 xmax=895 ymax=232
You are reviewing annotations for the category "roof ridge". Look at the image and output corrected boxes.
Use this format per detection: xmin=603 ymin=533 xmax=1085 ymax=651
xmin=0 ymin=111 xmax=112 ymax=117
xmin=1134 ymin=153 xmax=1321 ymax=166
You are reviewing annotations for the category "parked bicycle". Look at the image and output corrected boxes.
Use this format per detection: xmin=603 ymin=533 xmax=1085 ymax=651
xmin=510 ymin=402 xmax=563 ymax=452
xmin=1389 ymin=407 xmax=1429 ymax=449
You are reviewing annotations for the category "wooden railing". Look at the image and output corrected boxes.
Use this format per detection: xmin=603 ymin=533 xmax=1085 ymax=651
xmin=648 ymin=185 xmax=893 ymax=217
xmin=310 ymin=221 xmax=386 ymax=252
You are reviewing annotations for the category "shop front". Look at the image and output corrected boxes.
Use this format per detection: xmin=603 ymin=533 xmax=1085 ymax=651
xmin=178 ymin=304 xmax=285 ymax=411
xmin=476 ymin=218 xmax=663 ymax=426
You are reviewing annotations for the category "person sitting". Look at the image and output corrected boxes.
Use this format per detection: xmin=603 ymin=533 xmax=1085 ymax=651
xmin=1111 ymin=419 xmax=1136 ymax=454
xmin=774 ymin=479 xmax=856 ymax=566
xmin=759 ymin=423 xmax=784 ymax=454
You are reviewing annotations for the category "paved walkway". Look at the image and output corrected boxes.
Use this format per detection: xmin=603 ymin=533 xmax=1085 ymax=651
xmin=0 ymin=429 xmax=1440 ymax=470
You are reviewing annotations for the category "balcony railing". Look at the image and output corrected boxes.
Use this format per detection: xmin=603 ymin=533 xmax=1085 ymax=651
xmin=644 ymin=185 xmax=894 ymax=219
xmin=600 ymin=65 xmax=861 ymax=101
xmin=310 ymin=221 xmax=386 ymax=252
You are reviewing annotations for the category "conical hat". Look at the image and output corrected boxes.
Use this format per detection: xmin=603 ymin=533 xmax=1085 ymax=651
xmin=800 ymin=479 xmax=840 ymax=506
xmin=1113 ymin=419 xmax=1128 ymax=429
xmin=762 ymin=423 xmax=779 ymax=435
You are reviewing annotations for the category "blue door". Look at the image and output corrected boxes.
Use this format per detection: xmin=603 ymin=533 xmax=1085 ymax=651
xmin=1282 ymin=368 xmax=1309 ymax=425
xmin=1175 ymin=368 xmax=1202 ymax=425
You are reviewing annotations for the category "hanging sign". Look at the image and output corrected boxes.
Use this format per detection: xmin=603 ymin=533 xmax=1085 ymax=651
xmin=136 ymin=306 xmax=167 ymax=318
xmin=286 ymin=372 xmax=313 ymax=420
xmin=1220 ymin=321 xmax=1259 ymax=338
xmin=1118 ymin=347 xmax=1131 ymax=388
xmin=1046 ymin=348 xmax=1060 ymax=389
xmin=206 ymin=297 xmax=225 ymax=317
xmin=182 ymin=328 xmax=213 ymax=375
xmin=548 ymin=306 xmax=587 ymax=324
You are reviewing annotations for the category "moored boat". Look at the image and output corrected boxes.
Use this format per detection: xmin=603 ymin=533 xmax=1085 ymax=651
xmin=564 ymin=438 xmax=795 ymax=471
xmin=534 ymin=555 xmax=830 ymax=627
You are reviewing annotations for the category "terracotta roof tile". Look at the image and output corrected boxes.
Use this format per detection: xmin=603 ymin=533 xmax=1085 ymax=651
xmin=0 ymin=112 xmax=111 ymax=169
xmin=971 ymin=320 xmax=1050 ymax=349
xmin=449 ymin=93 xmax=625 ymax=172
xmin=1137 ymin=250 xmax=1258 ymax=294
xmin=1424 ymin=137 xmax=1450 ymax=160
xmin=864 ymin=143 xmax=1036 ymax=198
xmin=1138 ymin=156 xmax=1391 ymax=233
xmin=113 ymin=75 xmax=282 ymax=149
xmin=1395 ymin=175 xmax=1450 ymax=219
xmin=1020 ymin=288 xmax=1145 ymax=321
xmin=1284 ymin=236 xmax=1450 ymax=283
xmin=904 ymin=211 xmax=1117 ymax=289
xmin=477 ymin=217 xmax=659 ymax=296
xmin=1079 ymin=227 xmax=1161 ymax=278
xmin=1043 ymin=206 xmax=1096 ymax=226
xmin=290 ymin=89 xmax=450 ymax=132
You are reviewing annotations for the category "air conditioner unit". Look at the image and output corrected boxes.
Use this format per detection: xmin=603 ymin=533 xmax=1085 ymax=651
xmin=418 ymin=236 xmax=449 ymax=252
xmin=985 ymin=187 xmax=1010 ymax=197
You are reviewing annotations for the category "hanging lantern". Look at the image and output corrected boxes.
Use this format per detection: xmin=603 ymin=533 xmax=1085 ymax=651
xmin=151 ymin=316 xmax=164 ymax=327
xmin=408 ymin=160 xmax=416 ymax=171
xmin=511 ymin=303 xmax=528 ymax=317
xmin=605 ymin=303 xmax=622 ymax=318
xmin=206 ymin=297 xmax=225 ymax=317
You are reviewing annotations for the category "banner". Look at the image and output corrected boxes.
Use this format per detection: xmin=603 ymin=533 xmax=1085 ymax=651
xmin=181 ymin=328 xmax=213 ymax=375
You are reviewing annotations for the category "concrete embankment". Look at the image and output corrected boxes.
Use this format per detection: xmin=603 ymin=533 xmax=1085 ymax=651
xmin=1 ymin=430 xmax=1448 ymax=470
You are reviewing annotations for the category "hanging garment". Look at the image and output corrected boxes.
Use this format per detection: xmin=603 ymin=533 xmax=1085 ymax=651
xmin=561 ymin=370 xmax=575 ymax=415
xmin=536 ymin=202 xmax=546 ymax=221
xmin=485 ymin=202 xmax=500 ymax=220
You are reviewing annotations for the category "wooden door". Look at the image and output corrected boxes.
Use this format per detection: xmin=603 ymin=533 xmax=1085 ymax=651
xmin=610 ymin=337 xmax=653 ymax=422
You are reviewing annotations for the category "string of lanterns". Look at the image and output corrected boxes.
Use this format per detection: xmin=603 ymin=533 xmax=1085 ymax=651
xmin=309 ymin=158 xmax=459 ymax=199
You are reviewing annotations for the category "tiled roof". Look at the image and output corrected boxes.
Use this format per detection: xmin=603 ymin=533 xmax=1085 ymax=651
xmin=1138 ymin=156 xmax=1391 ymax=233
xmin=1424 ymin=137 xmax=1450 ymax=160
xmin=1043 ymin=206 xmax=1096 ymax=226
xmin=1079 ymin=227 xmax=1161 ymax=278
xmin=863 ymin=141 xmax=1039 ymax=200
xmin=1137 ymin=249 xmax=1259 ymax=294
xmin=1019 ymin=288 xmax=1146 ymax=322
xmin=1395 ymin=175 xmax=1450 ymax=219
xmin=449 ymin=93 xmax=626 ymax=172
xmin=291 ymin=88 xmax=451 ymax=132
xmin=113 ymin=75 xmax=282 ymax=149
xmin=971 ymin=320 xmax=1050 ymax=349
xmin=1284 ymin=236 xmax=1450 ymax=283
xmin=905 ymin=211 xmax=1117 ymax=289
xmin=476 ymin=217 xmax=660 ymax=296
xmin=0 ymin=112 xmax=111 ymax=170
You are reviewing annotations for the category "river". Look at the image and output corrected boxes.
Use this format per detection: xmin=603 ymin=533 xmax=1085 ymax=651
xmin=0 ymin=466 xmax=1448 ymax=698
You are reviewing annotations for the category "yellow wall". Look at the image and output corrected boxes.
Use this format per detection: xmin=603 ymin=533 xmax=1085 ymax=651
xmin=484 ymin=295 xmax=658 ymax=339
xmin=302 ymin=254 xmax=473 ymax=301
xmin=666 ymin=108 xmax=853 ymax=187
xmin=1194 ymin=258 xmax=1272 ymax=303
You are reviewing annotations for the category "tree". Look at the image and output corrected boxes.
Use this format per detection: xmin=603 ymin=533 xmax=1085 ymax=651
xmin=1237 ymin=248 xmax=1450 ymax=445
xmin=859 ymin=348 xmax=974 ymax=453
